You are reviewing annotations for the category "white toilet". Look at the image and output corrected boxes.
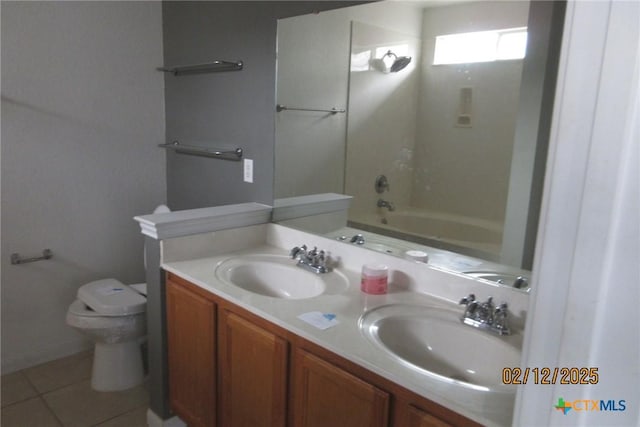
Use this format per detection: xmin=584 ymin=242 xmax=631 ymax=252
xmin=66 ymin=279 xmax=147 ymax=391
xmin=66 ymin=205 xmax=168 ymax=391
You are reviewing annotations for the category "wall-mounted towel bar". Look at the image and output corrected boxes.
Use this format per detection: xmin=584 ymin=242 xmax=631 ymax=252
xmin=276 ymin=104 xmax=346 ymax=114
xmin=159 ymin=141 xmax=243 ymax=161
xmin=157 ymin=60 xmax=243 ymax=76
xmin=11 ymin=249 xmax=53 ymax=265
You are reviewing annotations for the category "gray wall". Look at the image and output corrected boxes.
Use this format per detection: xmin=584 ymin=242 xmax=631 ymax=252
xmin=163 ymin=1 xmax=366 ymax=210
xmin=1 ymin=1 xmax=166 ymax=372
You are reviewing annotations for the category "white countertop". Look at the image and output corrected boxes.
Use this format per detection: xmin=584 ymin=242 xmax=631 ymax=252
xmin=162 ymin=224 xmax=526 ymax=426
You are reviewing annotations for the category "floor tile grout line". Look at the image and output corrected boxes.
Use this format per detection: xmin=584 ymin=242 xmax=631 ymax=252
xmin=7 ymin=368 xmax=69 ymax=427
xmin=1 ymin=370 xmax=38 ymax=409
xmin=2 ymin=360 xmax=90 ymax=425
xmin=3 ymin=351 xmax=148 ymax=427
xmin=17 ymin=367 xmax=92 ymax=401
xmin=0 ymin=395 xmax=64 ymax=427
xmin=38 ymin=395 xmax=65 ymax=427
xmin=35 ymin=375 xmax=94 ymax=397
xmin=20 ymin=353 xmax=94 ymax=397
xmin=89 ymin=403 xmax=148 ymax=427
xmin=1 ymin=395 xmax=40 ymax=410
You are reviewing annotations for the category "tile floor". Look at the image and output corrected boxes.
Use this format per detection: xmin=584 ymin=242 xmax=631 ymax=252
xmin=1 ymin=351 xmax=148 ymax=427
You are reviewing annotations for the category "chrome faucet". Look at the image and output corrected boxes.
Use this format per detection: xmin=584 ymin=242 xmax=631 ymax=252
xmin=459 ymin=294 xmax=478 ymax=319
xmin=350 ymin=234 xmax=365 ymax=245
xmin=377 ymin=198 xmax=395 ymax=212
xmin=289 ymin=245 xmax=331 ymax=274
xmin=458 ymin=294 xmax=511 ymax=335
xmin=513 ymin=276 xmax=529 ymax=289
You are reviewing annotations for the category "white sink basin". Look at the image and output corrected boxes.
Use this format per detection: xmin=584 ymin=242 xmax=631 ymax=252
xmin=215 ymin=254 xmax=349 ymax=299
xmin=359 ymin=304 xmax=521 ymax=391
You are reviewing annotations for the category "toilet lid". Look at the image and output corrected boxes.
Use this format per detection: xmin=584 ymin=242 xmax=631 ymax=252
xmin=77 ymin=279 xmax=146 ymax=316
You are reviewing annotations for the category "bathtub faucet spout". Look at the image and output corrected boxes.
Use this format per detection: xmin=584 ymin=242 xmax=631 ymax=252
xmin=377 ymin=198 xmax=395 ymax=212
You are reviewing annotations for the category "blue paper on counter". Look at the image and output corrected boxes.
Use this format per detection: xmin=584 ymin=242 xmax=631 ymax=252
xmin=298 ymin=311 xmax=339 ymax=330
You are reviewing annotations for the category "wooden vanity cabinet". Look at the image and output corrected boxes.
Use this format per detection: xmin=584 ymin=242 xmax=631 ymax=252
xmin=166 ymin=273 xmax=290 ymax=427
xmin=166 ymin=272 xmax=480 ymax=427
xmin=291 ymin=349 xmax=390 ymax=427
xmin=406 ymin=405 xmax=455 ymax=427
xmin=166 ymin=277 xmax=217 ymax=427
xmin=218 ymin=309 xmax=288 ymax=427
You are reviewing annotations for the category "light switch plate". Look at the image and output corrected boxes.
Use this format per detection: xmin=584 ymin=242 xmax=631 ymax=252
xmin=243 ymin=159 xmax=253 ymax=183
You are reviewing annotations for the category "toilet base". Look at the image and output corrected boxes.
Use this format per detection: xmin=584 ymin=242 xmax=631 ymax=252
xmin=92 ymin=341 xmax=144 ymax=391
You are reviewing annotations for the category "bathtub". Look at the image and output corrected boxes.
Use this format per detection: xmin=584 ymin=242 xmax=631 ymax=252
xmin=349 ymin=208 xmax=503 ymax=261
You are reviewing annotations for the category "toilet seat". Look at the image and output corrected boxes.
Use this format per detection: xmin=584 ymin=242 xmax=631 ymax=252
xmin=68 ymin=299 xmax=105 ymax=317
xmin=129 ymin=283 xmax=147 ymax=296
xmin=77 ymin=279 xmax=146 ymax=317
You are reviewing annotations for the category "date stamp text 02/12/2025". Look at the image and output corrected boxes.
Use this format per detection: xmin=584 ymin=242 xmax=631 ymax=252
xmin=502 ymin=367 xmax=599 ymax=385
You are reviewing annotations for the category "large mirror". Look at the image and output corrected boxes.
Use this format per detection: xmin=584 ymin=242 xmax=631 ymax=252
xmin=274 ymin=0 xmax=563 ymax=290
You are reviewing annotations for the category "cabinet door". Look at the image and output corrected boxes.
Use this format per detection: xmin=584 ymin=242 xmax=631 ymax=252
xmin=218 ymin=310 xmax=288 ymax=427
xmin=166 ymin=280 xmax=216 ymax=427
xmin=407 ymin=405 xmax=454 ymax=427
xmin=292 ymin=349 xmax=390 ymax=427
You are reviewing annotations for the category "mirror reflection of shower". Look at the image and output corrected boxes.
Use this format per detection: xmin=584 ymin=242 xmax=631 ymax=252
xmin=374 ymin=175 xmax=390 ymax=193
xmin=273 ymin=1 xmax=553 ymax=272
xmin=372 ymin=50 xmax=412 ymax=73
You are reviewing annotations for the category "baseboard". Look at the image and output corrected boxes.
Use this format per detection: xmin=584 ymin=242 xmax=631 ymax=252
xmin=1 ymin=339 xmax=91 ymax=374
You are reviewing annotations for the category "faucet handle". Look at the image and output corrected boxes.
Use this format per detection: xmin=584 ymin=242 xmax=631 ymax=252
xmin=495 ymin=302 xmax=509 ymax=317
xmin=290 ymin=244 xmax=307 ymax=259
xmin=459 ymin=294 xmax=476 ymax=305
xmin=493 ymin=303 xmax=510 ymax=334
xmin=289 ymin=246 xmax=300 ymax=259
xmin=481 ymin=296 xmax=494 ymax=309
xmin=459 ymin=294 xmax=478 ymax=319
xmin=350 ymin=234 xmax=365 ymax=244
xmin=314 ymin=250 xmax=326 ymax=267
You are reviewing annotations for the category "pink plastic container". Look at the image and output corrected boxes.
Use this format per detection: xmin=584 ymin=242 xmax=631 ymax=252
xmin=361 ymin=264 xmax=388 ymax=294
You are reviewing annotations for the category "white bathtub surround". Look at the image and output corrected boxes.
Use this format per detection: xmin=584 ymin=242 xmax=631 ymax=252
xmin=323 ymin=225 xmax=530 ymax=283
xmin=349 ymin=207 xmax=504 ymax=262
xmin=413 ymin=2 xmax=529 ymax=226
xmin=162 ymin=223 xmax=529 ymax=426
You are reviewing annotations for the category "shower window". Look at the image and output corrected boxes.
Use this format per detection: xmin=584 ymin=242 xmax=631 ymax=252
xmin=433 ymin=27 xmax=528 ymax=65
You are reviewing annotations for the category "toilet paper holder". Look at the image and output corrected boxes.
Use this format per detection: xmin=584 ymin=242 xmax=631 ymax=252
xmin=11 ymin=249 xmax=53 ymax=265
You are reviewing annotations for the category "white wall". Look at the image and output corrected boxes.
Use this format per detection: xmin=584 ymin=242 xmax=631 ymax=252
xmin=413 ymin=1 xmax=529 ymax=224
xmin=1 ymin=1 xmax=166 ymax=373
